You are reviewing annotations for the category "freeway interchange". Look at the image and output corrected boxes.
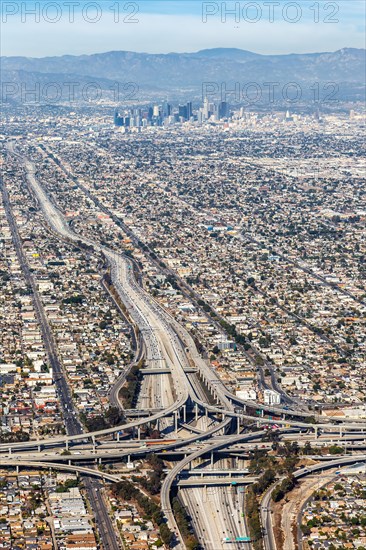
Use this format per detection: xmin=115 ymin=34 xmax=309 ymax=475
xmin=2 ymin=142 xmax=366 ymax=550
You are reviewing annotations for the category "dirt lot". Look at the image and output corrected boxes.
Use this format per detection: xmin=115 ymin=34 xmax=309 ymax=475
xmin=271 ymin=466 xmax=337 ymax=550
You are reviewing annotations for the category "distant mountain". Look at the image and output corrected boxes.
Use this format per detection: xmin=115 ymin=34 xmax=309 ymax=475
xmin=1 ymin=48 xmax=365 ymax=104
xmin=195 ymin=48 xmax=261 ymax=61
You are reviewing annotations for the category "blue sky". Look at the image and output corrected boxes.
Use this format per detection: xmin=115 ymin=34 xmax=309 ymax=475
xmin=1 ymin=1 xmax=365 ymax=57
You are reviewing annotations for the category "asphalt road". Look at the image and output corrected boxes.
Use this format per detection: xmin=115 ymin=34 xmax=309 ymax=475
xmin=3 ymin=152 xmax=121 ymax=550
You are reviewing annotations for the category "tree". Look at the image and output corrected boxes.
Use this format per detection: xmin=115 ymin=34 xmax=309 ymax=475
xmin=159 ymin=523 xmax=173 ymax=546
xmin=105 ymin=406 xmax=123 ymax=426
xmin=328 ymin=445 xmax=343 ymax=455
xmin=303 ymin=441 xmax=313 ymax=455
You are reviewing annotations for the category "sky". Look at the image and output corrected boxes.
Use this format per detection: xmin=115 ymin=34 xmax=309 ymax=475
xmin=1 ymin=0 xmax=365 ymax=57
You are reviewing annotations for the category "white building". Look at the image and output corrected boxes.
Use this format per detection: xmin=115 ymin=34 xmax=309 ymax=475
xmin=263 ymin=389 xmax=281 ymax=406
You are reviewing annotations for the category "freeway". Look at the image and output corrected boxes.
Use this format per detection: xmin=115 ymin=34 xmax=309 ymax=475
xmin=160 ymin=430 xmax=366 ymax=546
xmin=3 ymin=434 xmax=366 ymax=465
xmin=177 ymin=477 xmax=257 ymax=487
xmin=1 ymin=394 xmax=366 ymax=453
xmin=15 ymin=146 xmax=365 ymax=423
xmin=23 ymin=153 xmax=188 ymax=397
xmin=104 ymin=276 xmax=145 ymax=411
xmin=5 ymin=143 xmax=232 ymax=548
xmin=18 ymin=149 xmax=190 ymax=414
xmin=181 ymin=485 xmax=247 ymax=550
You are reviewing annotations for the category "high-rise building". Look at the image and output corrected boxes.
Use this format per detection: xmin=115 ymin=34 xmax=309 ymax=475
xmin=203 ymin=97 xmax=210 ymax=119
xmin=178 ymin=104 xmax=188 ymax=120
xmin=114 ymin=110 xmax=124 ymax=126
xmin=162 ymin=100 xmax=171 ymax=117
xmin=186 ymin=101 xmax=192 ymax=120
xmin=218 ymin=101 xmax=229 ymax=120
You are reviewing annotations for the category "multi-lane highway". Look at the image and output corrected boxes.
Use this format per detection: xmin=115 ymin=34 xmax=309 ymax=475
xmin=181 ymin=485 xmax=247 ymax=550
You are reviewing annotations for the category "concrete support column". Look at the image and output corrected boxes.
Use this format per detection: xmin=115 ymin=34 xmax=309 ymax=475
xmin=174 ymin=411 xmax=178 ymax=433
xmin=183 ymin=405 xmax=186 ymax=423
xmin=210 ymin=452 xmax=214 ymax=467
xmin=195 ymin=403 xmax=199 ymax=422
xmin=117 ymin=431 xmax=120 ymax=442
xmin=137 ymin=427 xmax=141 ymax=440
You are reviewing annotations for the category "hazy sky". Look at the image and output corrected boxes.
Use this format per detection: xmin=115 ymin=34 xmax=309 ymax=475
xmin=1 ymin=0 xmax=365 ymax=57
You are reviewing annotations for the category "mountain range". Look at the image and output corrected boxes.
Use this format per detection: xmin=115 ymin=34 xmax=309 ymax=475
xmin=1 ymin=48 xmax=365 ymax=104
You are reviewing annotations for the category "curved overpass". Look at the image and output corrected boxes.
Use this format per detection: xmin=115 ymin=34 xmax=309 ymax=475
xmin=1 ymin=404 xmax=364 ymax=454
xmin=0 ymin=459 xmax=121 ymax=483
